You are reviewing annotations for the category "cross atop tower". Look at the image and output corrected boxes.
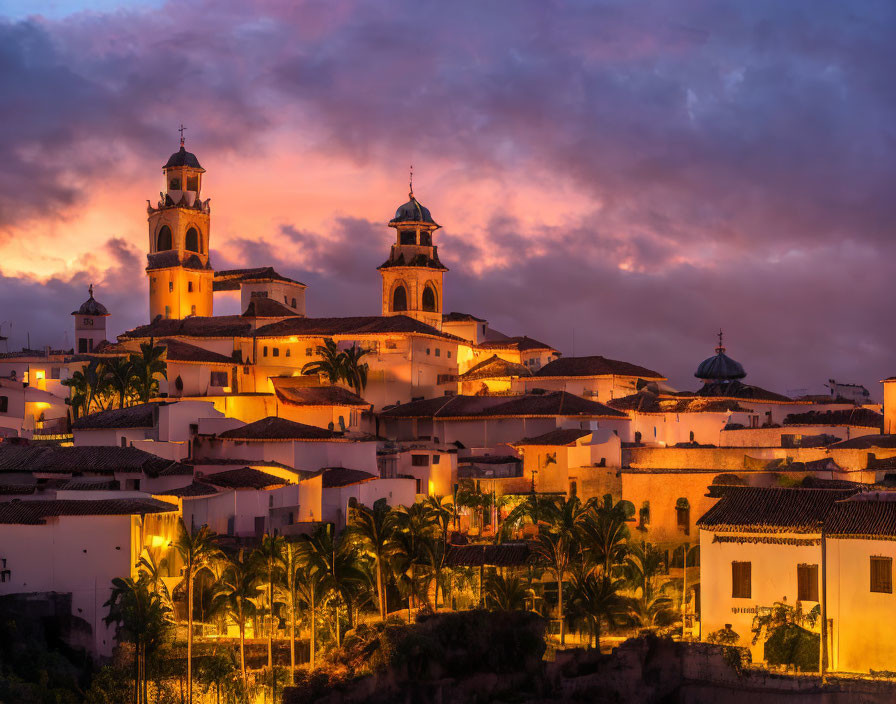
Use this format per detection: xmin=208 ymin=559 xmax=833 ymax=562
xmin=178 ymin=124 xmax=187 ymax=147
xmin=716 ymin=328 xmax=725 ymax=354
xmin=409 ymin=164 xmax=414 ymax=199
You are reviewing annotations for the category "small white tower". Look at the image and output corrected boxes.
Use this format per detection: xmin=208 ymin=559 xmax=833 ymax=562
xmin=72 ymin=284 xmax=109 ymax=353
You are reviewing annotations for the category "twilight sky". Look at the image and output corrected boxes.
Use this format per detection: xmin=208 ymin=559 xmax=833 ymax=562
xmin=2 ymin=0 xmax=896 ymax=398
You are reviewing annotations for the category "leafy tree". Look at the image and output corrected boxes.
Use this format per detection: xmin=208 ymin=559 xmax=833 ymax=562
xmin=103 ymin=575 xmax=171 ymax=704
xmin=173 ymin=520 xmax=221 ymax=704
xmin=130 ymin=338 xmax=168 ymax=403
xmin=214 ymin=549 xmax=259 ymax=695
xmin=751 ymin=600 xmax=821 ymax=671
xmin=253 ymin=533 xmax=285 ymax=671
xmin=484 ymin=573 xmax=531 ymax=611
xmin=531 ymin=527 xmax=574 ymax=645
xmin=347 ymin=499 xmax=397 ymax=619
xmin=301 ymin=339 xmax=345 ymax=384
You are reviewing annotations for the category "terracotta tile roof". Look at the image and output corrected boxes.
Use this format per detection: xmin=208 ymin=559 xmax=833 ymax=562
xmin=160 ymin=339 xmax=235 ymax=364
xmin=217 ymin=416 xmax=343 ymax=441
xmin=696 ymin=487 xmax=858 ymax=533
xmin=609 ymin=391 xmax=749 ymax=414
xmin=457 ymin=455 xmax=521 ymax=465
xmin=380 ymin=392 xmax=627 ymax=420
xmin=445 ymin=542 xmax=531 ymax=567
xmin=213 ymin=267 xmax=305 ymax=291
xmin=121 ymin=316 xmax=252 ymax=340
xmin=513 ymin=428 xmax=592 ymax=446
xmin=0 ymin=484 xmax=36 ymax=495
xmin=536 ymin=355 xmax=664 ymax=379
xmin=0 ymin=444 xmax=186 ymax=476
xmin=783 ymin=408 xmax=883 ymax=429
xmin=460 ymin=355 xmax=532 ymax=381
xmin=72 ymin=403 xmax=158 ymax=430
xmin=692 ymin=381 xmax=792 ymax=403
xmin=157 ymin=482 xmax=219 ymax=497
xmin=271 ymin=382 xmax=368 ymax=407
xmin=0 ymin=498 xmax=177 ymax=524
xmin=317 ymin=467 xmax=376 ymax=488
xmin=477 ymin=336 xmax=557 ymax=353
xmin=57 ymin=478 xmax=120 ymax=491
xmin=828 ymin=435 xmax=896 ymax=450
xmin=443 ymin=312 xmax=486 ymax=323
xmin=253 ymin=315 xmax=465 ymax=342
xmin=203 ymin=467 xmax=287 ymax=489
xmin=826 ymin=496 xmax=896 ymax=537
xmin=187 ymin=457 xmax=297 ymax=470
xmin=241 ymin=298 xmax=298 ymax=318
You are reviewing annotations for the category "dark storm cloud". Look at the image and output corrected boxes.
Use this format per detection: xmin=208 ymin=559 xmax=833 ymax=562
xmin=3 ymin=0 xmax=896 ymax=393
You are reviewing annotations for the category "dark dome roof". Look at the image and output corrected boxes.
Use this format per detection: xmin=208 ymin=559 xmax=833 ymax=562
xmin=695 ymin=348 xmax=746 ymax=381
xmin=72 ymin=290 xmax=109 ymax=317
xmin=391 ymin=196 xmax=436 ymax=225
xmin=164 ymin=146 xmax=203 ymax=170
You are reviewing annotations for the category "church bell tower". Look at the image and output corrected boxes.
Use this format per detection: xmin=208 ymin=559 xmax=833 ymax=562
xmin=146 ymin=127 xmax=214 ymax=320
xmin=378 ymin=172 xmax=447 ymax=330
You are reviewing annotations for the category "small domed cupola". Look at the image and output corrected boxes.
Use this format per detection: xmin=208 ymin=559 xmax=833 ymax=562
xmin=164 ymin=146 xmax=203 ymax=170
xmin=390 ymin=196 xmax=438 ymax=226
xmin=72 ymin=284 xmax=109 ymax=317
xmin=695 ymin=330 xmax=746 ymax=383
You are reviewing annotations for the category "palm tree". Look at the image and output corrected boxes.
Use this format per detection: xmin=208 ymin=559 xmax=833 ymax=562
xmin=301 ymin=338 xmax=345 ymax=383
xmin=341 ymin=344 xmax=370 ymax=393
xmin=484 ymin=573 xmax=531 ymax=611
xmin=580 ymin=495 xmax=634 ymax=575
xmin=293 ymin=559 xmax=331 ymax=668
xmin=420 ymin=534 xmax=448 ymax=609
xmin=137 ymin=553 xmax=173 ymax=612
xmin=106 ymin=356 xmax=136 ymax=409
xmin=214 ymin=550 xmax=259 ymax=696
xmin=568 ymin=570 xmax=625 ymax=649
xmin=252 ymin=533 xmax=284 ymax=671
xmin=131 ymin=338 xmax=168 ymax=403
xmin=104 ymin=575 xmax=171 ymax=704
xmin=173 ymin=520 xmax=221 ymax=704
xmin=61 ymin=369 xmax=90 ymax=419
xmin=623 ymin=541 xmax=676 ymax=629
xmin=531 ymin=527 xmax=574 ymax=646
xmin=277 ymin=540 xmax=303 ymax=677
xmin=347 ymin=499 xmax=396 ymax=619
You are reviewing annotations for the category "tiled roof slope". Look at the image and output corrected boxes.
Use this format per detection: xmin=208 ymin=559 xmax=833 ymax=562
xmin=0 ymin=498 xmax=176 ymax=524
xmin=72 ymin=403 xmax=158 ymax=430
xmin=217 ymin=417 xmax=343 ymax=441
xmin=536 ymin=355 xmax=664 ymax=379
xmin=460 ymin=355 xmax=532 ymax=380
xmin=826 ymin=496 xmax=896 ymax=538
xmin=272 ymin=384 xmax=368 ymax=407
xmin=0 ymin=444 xmax=187 ymax=476
xmin=783 ymin=408 xmax=883 ymax=428
xmin=160 ymin=339 xmax=235 ymax=364
xmin=254 ymin=315 xmax=465 ymax=342
xmin=121 ymin=316 xmax=252 ymax=339
xmin=514 ymin=428 xmax=592 ymax=446
xmin=380 ymin=392 xmax=626 ymax=419
xmin=477 ymin=336 xmax=557 ymax=353
xmin=697 ymin=487 xmax=858 ymax=533
xmin=242 ymin=298 xmax=298 ymax=318
xmin=203 ymin=467 xmax=286 ymax=489
xmin=213 ymin=267 xmax=305 ymax=290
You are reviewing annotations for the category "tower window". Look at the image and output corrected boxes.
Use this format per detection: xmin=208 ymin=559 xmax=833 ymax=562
xmin=185 ymin=228 xmax=200 ymax=252
xmin=188 ymin=282 xmax=194 ymax=293
xmin=273 ymin=348 xmax=280 ymax=357
xmin=419 ymin=230 xmax=432 ymax=246
xmin=392 ymin=285 xmax=408 ymax=312
xmin=291 ymin=298 xmax=297 ymax=308
xmin=157 ymin=225 xmax=173 ymax=251
xmin=169 ymin=178 xmax=181 ymax=190
xmin=400 ymin=230 xmax=416 ymax=245
xmin=164 ymin=305 xmax=171 ymax=319
xmin=263 ymin=346 xmax=268 ymax=357
xmin=79 ymin=339 xmax=88 ymax=353
xmin=169 ymin=281 xmax=174 ymax=293
xmin=187 ymin=176 xmax=199 ymax=191
xmin=422 ymin=285 xmax=437 ymax=312
xmin=0 ymin=396 xmax=8 ymax=413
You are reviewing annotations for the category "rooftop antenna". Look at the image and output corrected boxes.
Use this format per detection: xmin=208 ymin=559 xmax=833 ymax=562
xmin=178 ymin=124 xmax=187 ymax=148
xmin=409 ymin=164 xmax=414 ymax=199
xmin=716 ymin=328 xmax=725 ymax=354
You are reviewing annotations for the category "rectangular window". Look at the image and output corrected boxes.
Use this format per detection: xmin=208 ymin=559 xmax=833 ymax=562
xmin=0 ymin=396 xmax=7 ymax=413
xmin=306 ymin=348 xmax=313 ymax=356
xmin=447 ymin=350 xmax=452 ymax=358
xmin=797 ymin=564 xmax=819 ymax=602
xmin=676 ymin=506 xmax=690 ymax=535
xmin=78 ymin=339 xmax=88 ymax=353
xmin=187 ymin=176 xmax=198 ymax=191
xmin=732 ymin=561 xmax=751 ymax=599
xmin=243 ymin=366 xmax=250 ymax=375
xmin=415 ymin=478 xmax=422 ymax=493
xmin=273 ymin=348 xmax=280 ymax=357
xmin=50 ymin=367 xmax=60 ymax=380
xmin=190 ymin=305 xmax=196 ymax=316
xmin=165 ymin=305 xmax=171 ymax=319
xmin=263 ymin=346 xmax=268 ymax=357
xmin=426 ymin=348 xmax=431 ymax=355
xmin=411 ymin=454 xmax=429 ymax=466
xmin=210 ymin=371 xmax=228 ymax=387
xmin=435 ymin=348 xmax=441 ymax=357
xmin=431 ymin=455 xmax=440 ymax=464
xmin=188 ymin=282 xmax=194 ymax=293
xmin=169 ymin=281 xmax=174 ymax=293
xmin=871 ymin=556 xmax=893 ymax=593
xmin=285 ymin=349 xmax=291 ymax=357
